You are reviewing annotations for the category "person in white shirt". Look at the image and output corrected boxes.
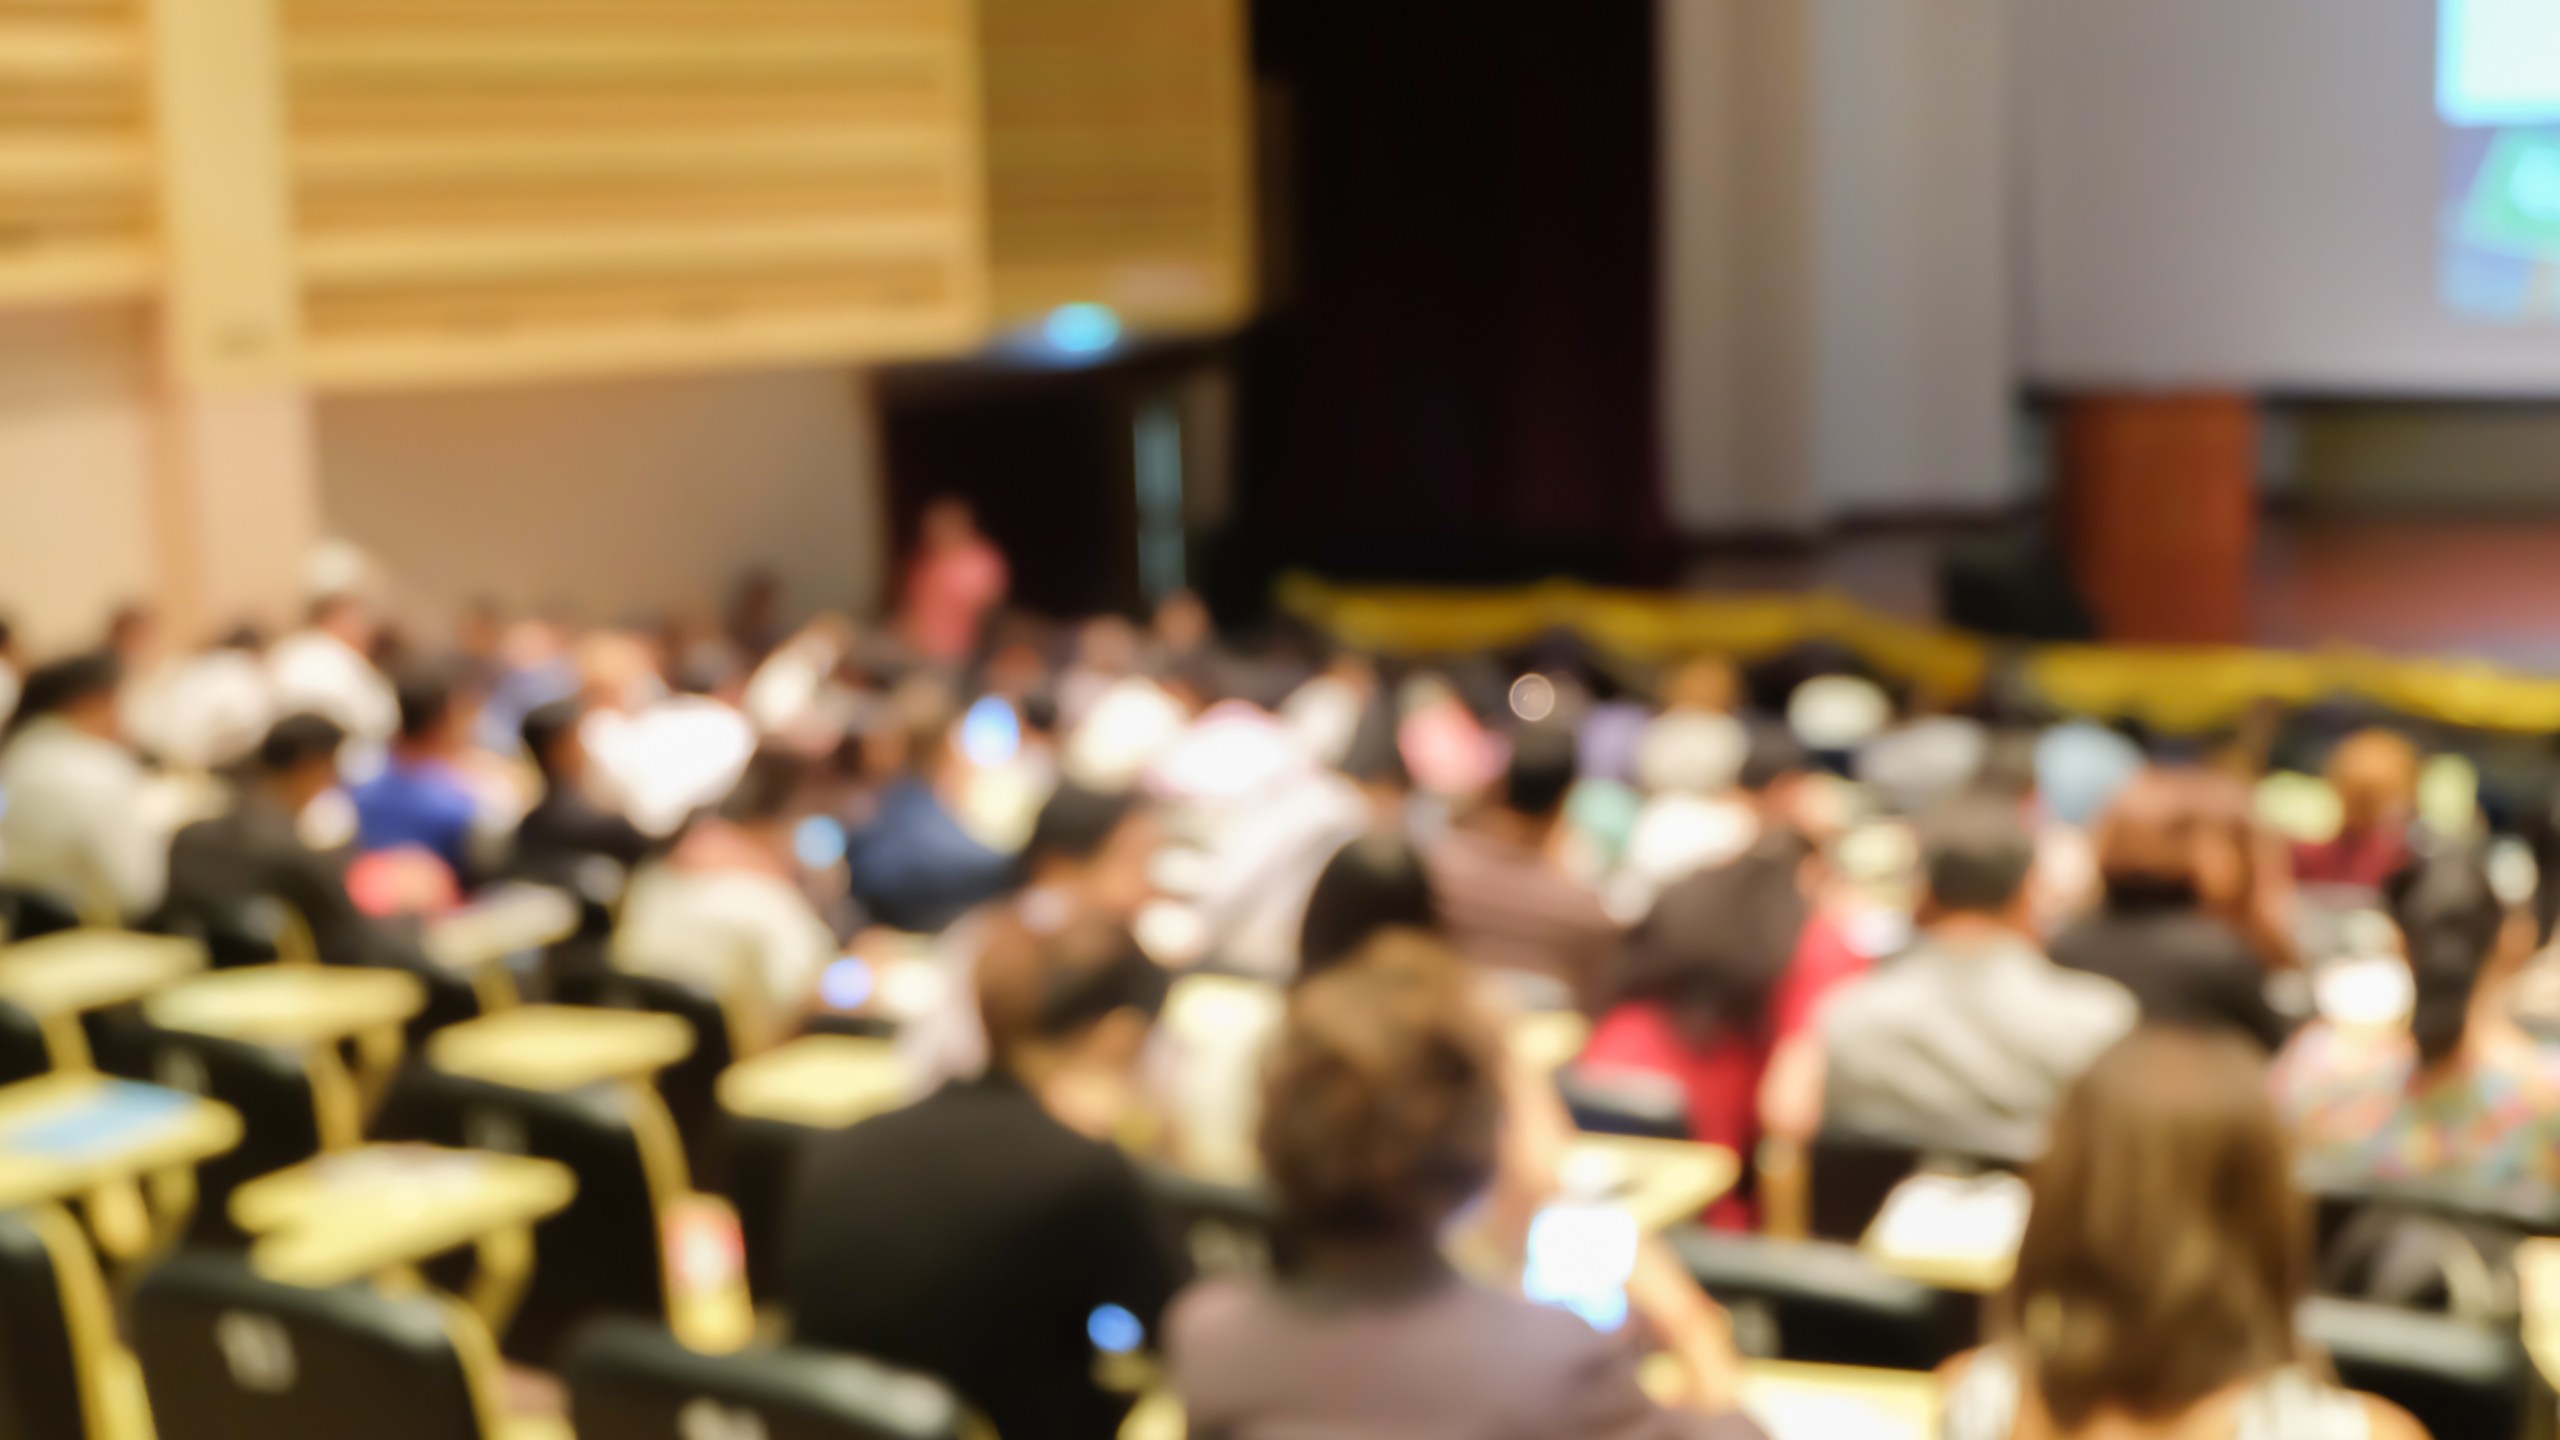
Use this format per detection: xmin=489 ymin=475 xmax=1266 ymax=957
xmin=0 ymin=651 xmax=166 ymax=923
xmin=583 ymin=652 xmax=758 ymax=838
xmin=268 ymin=594 xmax=398 ymax=751
xmin=611 ymin=745 xmax=837 ymax=1053
xmin=124 ymin=627 xmax=275 ymax=773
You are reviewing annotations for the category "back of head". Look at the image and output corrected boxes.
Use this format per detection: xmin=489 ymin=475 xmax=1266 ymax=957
xmin=1261 ymin=933 xmax=1503 ymax=1240
xmin=1738 ymin=722 xmax=1811 ymax=796
xmin=5 ymin=653 xmax=120 ymax=732
xmin=974 ymin=909 xmax=1170 ymax=1070
xmin=2094 ymin=768 xmax=2204 ymax=900
xmin=1298 ymin=832 xmax=1439 ymax=983
xmin=716 ymin=744 xmax=809 ymax=829
xmin=392 ymin=662 xmax=459 ymax=745
xmin=520 ymin=699 xmax=582 ymax=780
xmin=2008 ymin=1028 xmax=2306 ymax=1431
xmin=5 ymin=649 xmax=123 ymax=742
xmin=1024 ymin=783 xmax=1141 ymax=874
xmin=1616 ymin=843 xmax=1808 ymax=1033
xmin=2329 ymin=729 xmax=2420 ymax=834
xmin=1503 ymin=720 xmax=1578 ymax=819
xmin=1921 ymin=797 xmax=2036 ymax=918
xmin=2388 ymin=852 xmax=2507 ymax=1069
xmin=257 ymin=712 xmax=348 ymax=777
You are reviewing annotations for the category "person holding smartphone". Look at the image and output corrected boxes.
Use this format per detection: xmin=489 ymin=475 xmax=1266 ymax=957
xmin=1169 ymin=933 xmax=1765 ymax=1440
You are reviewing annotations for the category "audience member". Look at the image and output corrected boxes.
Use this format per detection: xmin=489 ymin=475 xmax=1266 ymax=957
xmin=1582 ymin=840 xmax=1856 ymax=1225
xmin=2051 ymin=769 xmax=2293 ymax=1052
xmin=268 ymin=593 xmax=398 ymax=749
xmin=0 ymin=651 xmax=164 ymax=922
xmin=163 ymin=713 xmax=379 ymax=966
xmin=1820 ymin=800 xmax=2136 ymax=1150
xmin=900 ymin=496 xmax=1008 ymax=666
xmin=1942 ymin=1028 xmax=2424 ymax=1440
xmin=843 ymin=688 xmax=1015 ymax=933
xmin=350 ymin=663 xmax=487 ymax=883
xmin=1297 ymin=831 xmax=1441 ymax=980
xmin=1170 ymin=947 xmax=1765 ymax=1440
xmin=902 ymin=782 xmax=1160 ymax=1090
xmin=507 ymin=699 xmax=652 ymax=881
xmin=582 ymin=646 xmax=757 ymax=837
xmin=1428 ymin=720 xmax=1619 ymax=1011
xmin=785 ymin=913 xmax=1183 ymax=1440
xmin=2275 ymin=851 xmax=2560 ymax=1200
xmin=612 ymin=745 xmax=835 ymax=1051
xmin=124 ymin=626 xmax=275 ymax=773
xmin=2295 ymin=728 xmax=2420 ymax=890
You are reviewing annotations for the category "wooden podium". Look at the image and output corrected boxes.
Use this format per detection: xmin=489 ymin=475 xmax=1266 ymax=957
xmin=2057 ymin=392 xmax=2258 ymax=645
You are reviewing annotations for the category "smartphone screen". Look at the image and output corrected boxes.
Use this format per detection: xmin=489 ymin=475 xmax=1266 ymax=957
xmin=1522 ymin=1201 xmax=1639 ymax=1334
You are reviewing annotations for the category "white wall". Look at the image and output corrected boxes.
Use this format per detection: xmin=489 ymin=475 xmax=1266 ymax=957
xmin=0 ymin=308 xmax=160 ymax=651
xmin=1661 ymin=0 xmax=2016 ymax=535
xmin=316 ymin=368 xmax=887 ymax=631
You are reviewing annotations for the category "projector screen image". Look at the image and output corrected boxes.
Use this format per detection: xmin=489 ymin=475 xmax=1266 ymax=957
xmin=2441 ymin=0 xmax=2560 ymax=321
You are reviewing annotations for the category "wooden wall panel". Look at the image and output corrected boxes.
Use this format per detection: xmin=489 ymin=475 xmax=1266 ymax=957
xmin=0 ymin=0 xmax=153 ymax=304
xmin=977 ymin=0 xmax=1254 ymax=331
xmin=277 ymin=0 xmax=990 ymax=388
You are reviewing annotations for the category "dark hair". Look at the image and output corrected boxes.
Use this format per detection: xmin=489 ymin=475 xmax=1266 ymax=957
xmin=976 ymin=912 xmax=1170 ymax=1064
xmin=1299 ymin=833 xmax=1440 ymax=983
xmin=716 ymin=745 xmax=810 ymax=827
xmin=1261 ymin=934 xmax=1503 ymax=1239
xmin=257 ymin=712 xmax=348 ymax=775
xmin=216 ymin=624 xmax=265 ymax=653
xmin=2388 ymin=853 xmax=2507 ymax=1068
xmin=393 ymin=664 xmax=460 ymax=743
xmin=1738 ymin=722 xmax=1812 ymax=794
xmin=1024 ymin=783 xmax=1142 ymax=872
xmin=1922 ymin=797 xmax=2037 ymax=915
xmin=4 ymin=650 xmax=122 ymax=741
xmin=1341 ymin=693 xmax=1409 ymax=789
xmin=520 ymin=699 xmax=582 ymax=779
xmin=1613 ymin=841 xmax=1808 ymax=1035
xmin=1503 ymin=720 xmax=1578 ymax=818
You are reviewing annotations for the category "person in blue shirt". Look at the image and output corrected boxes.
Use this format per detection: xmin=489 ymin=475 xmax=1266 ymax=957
xmin=350 ymin=662 xmax=486 ymax=886
xmin=843 ymin=690 xmax=1015 ymax=933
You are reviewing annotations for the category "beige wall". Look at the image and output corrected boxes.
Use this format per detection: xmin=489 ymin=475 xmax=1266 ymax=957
xmin=316 ymin=369 xmax=887 ymax=633
xmin=0 ymin=309 xmax=160 ymax=651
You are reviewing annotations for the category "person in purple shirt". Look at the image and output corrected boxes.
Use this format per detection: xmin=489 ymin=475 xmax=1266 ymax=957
xmin=350 ymin=663 xmax=486 ymax=886
xmin=1171 ymin=943 xmax=1768 ymax=1440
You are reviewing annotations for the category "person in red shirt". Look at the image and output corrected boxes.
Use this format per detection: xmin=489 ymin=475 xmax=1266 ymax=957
xmin=2293 ymin=728 xmax=2420 ymax=891
xmin=1580 ymin=835 xmax=1868 ymax=1228
xmin=899 ymin=497 xmax=1010 ymax=666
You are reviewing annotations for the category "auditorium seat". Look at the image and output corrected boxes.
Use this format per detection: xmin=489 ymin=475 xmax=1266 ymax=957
xmin=554 ymin=969 xmax=738 ymax=1185
xmin=1669 ymin=1228 xmax=1967 ymax=1371
xmin=0 ymin=996 xmax=56 ymax=1086
xmin=371 ymin=1063 xmax=692 ymax=1365
xmin=1556 ymin=1065 xmax=1692 ymax=1143
xmin=564 ymin=1318 xmax=979 ymax=1440
xmin=0 ymin=1204 xmax=133 ymax=1440
xmin=1804 ymin=1121 xmax=2037 ymax=1243
xmin=1143 ymin=1165 xmax=1292 ymax=1280
xmin=2299 ymin=1296 xmax=2539 ymax=1440
xmin=133 ymin=1250 xmax=517 ymax=1440
xmin=0 ymin=886 xmax=82 ymax=946
xmin=142 ymin=1030 xmax=336 ymax=1245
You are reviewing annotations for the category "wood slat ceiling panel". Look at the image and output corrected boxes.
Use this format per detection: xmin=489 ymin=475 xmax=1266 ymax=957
xmin=279 ymin=0 xmax=985 ymax=386
xmin=0 ymin=0 xmax=151 ymax=302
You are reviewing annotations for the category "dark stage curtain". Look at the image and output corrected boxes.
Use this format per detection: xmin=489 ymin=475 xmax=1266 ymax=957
xmin=1233 ymin=0 xmax=1667 ymax=592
